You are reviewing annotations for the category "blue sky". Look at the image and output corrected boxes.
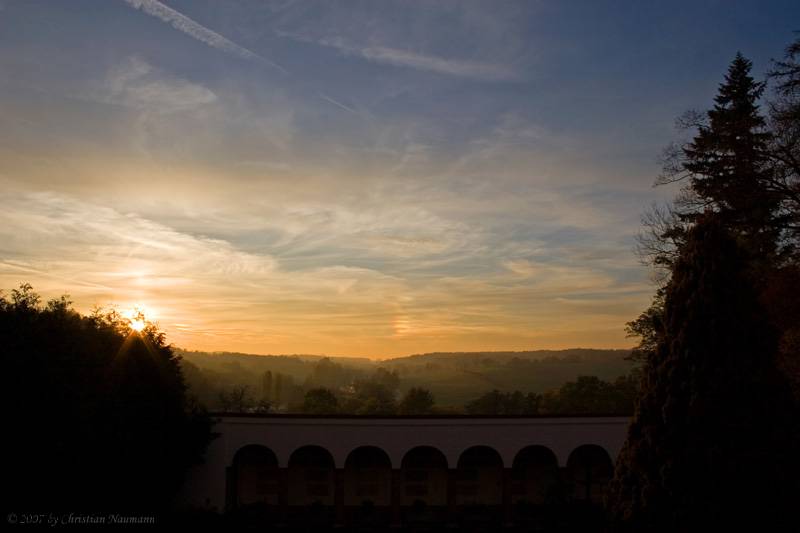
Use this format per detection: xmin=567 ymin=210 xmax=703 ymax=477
xmin=0 ymin=0 xmax=797 ymax=356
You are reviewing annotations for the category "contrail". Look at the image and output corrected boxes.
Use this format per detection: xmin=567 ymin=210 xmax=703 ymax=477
xmin=317 ymin=92 xmax=359 ymax=115
xmin=122 ymin=0 xmax=286 ymax=74
xmin=122 ymin=1 xmax=360 ymax=115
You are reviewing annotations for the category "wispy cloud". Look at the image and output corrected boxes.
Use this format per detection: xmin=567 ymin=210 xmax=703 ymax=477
xmin=0 ymin=1 xmax=664 ymax=356
xmin=317 ymin=92 xmax=359 ymax=115
xmin=0 ymin=187 xmax=648 ymax=356
xmin=280 ymin=32 xmax=517 ymax=81
xmin=103 ymin=56 xmax=217 ymax=112
xmin=121 ymin=3 xmax=368 ymax=114
xmin=122 ymin=0 xmax=286 ymax=73
xmin=356 ymin=46 xmax=517 ymax=81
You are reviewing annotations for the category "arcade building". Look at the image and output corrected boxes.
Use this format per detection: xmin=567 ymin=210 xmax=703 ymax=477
xmin=177 ymin=414 xmax=629 ymax=528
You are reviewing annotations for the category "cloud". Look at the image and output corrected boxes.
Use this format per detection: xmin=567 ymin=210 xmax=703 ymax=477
xmin=281 ymin=32 xmax=517 ymax=81
xmin=503 ymin=259 xmax=537 ymax=277
xmin=0 ymin=185 xmax=649 ymax=356
xmin=317 ymin=91 xmax=359 ymax=115
xmin=122 ymin=0 xmax=286 ymax=73
xmin=0 ymin=190 xmax=276 ymax=279
xmin=357 ymin=46 xmax=517 ymax=81
xmin=104 ymin=56 xmax=217 ymax=112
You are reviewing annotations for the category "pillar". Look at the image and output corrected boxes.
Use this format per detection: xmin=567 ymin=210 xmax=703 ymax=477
xmin=224 ymin=466 xmax=235 ymax=512
xmin=502 ymin=467 xmax=513 ymax=527
xmin=390 ymin=469 xmax=402 ymax=527
xmin=558 ymin=466 xmax=571 ymax=502
xmin=278 ymin=468 xmax=288 ymax=526
xmin=447 ymin=468 xmax=457 ymax=527
xmin=335 ymin=468 xmax=345 ymax=527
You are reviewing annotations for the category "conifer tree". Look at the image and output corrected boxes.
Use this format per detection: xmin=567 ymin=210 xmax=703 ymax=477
xmin=687 ymin=58 xmax=772 ymax=205
xmin=606 ymin=217 xmax=799 ymax=531
xmin=630 ymin=53 xmax=787 ymax=365
xmin=676 ymin=53 xmax=781 ymax=258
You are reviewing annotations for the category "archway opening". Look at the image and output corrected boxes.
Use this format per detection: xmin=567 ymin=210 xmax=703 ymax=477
xmin=344 ymin=446 xmax=392 ymax=525
xmin=511 ymin=446 xmax=560 ymax=505
xmin=287 ymin=445 xmax=335 ymax=508
xmin=566 ymin=445 xmax=613 ymax=504
xmin=400 ymin=446 xmax=448 ymax=524
xmin=232 ymin=445 xmax=279 ymax=507
xmin=455 ymin=446 xmax=504 ymax=507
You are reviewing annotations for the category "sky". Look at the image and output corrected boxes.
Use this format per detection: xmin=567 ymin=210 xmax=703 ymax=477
xmin=0 ymin=1 xmax=797 ymax=357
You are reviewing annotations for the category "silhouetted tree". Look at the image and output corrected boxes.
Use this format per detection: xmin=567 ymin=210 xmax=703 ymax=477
xmin=302 ymin=388 xmax=339 ymax=414
xmin=658 ymin=53 xmax=781 ymax=258
xmin=624 ymin=289 xmax=665 ymax=363
xmin=399 ymin=387 xmax=435 ymax=414
xmin=760 ymin=263 xmax=800 ymax=403
xmin=540 ymin=375 xmax=635 ymax=415
xmin=306 ymin=357 xmax=351 ymax=389
xmin=465 ymin=389 xmax=543 ymax=415
xmin=262 ymin=370 xmax=273 ymax=402
xmin=606 ymin=218 xmax=799 ymax=531
xmin=218 ymin=385 xmax=254 ymax=412
xmin=371 ymin=367 xmax=400 ymax=392
xmin=465 ymin=389 xmax=507 ymax=414
xmin=344 ymin=380 xmax=397 ymax=415
xmin=631 ymin=50 xmax=800 ymax=369
xmin=764 ymin=37 xmax=800 ymax=401
xmin=1 ymin=284 xmax=214 ymax=513
xmin=767 ymin=35 xmax=800 ymax=247
xmin=274 ymin=372 xmax=283 ymax=406
xmin=523 ymin=391 xmax=542 ymax=414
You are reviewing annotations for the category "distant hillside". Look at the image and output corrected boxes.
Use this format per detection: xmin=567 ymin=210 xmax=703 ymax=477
xmin=383 ymin=349 xmax=633 ymax=406
xmin=177 ymin=348 xmax=634 ymax=408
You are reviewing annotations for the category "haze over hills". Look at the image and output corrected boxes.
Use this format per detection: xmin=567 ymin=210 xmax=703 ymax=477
xmin=177 ymin=348 xmax=635 ymax=409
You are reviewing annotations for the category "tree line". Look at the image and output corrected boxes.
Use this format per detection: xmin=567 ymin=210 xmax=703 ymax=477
xmin=179 ymin=347 xmax=636 ymax=413
xmin=0 ymin=284 xmax=215 ymax=514
xmin=186 ymin=351 xmax=639 ymax=415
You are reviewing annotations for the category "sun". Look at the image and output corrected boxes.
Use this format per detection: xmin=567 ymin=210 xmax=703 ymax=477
xmin=123 ymin=305 xmax=154 ymax=333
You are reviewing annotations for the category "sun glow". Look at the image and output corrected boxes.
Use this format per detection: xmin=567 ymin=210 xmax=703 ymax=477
xmin=123 ymin=305 xmax=155 ymax=333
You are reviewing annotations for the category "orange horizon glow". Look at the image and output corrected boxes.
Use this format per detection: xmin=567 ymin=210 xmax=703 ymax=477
xmin=81 ymin=296 xmax=639 ymax=359
xmin=0 ymin=187 xmax=651 ymax=359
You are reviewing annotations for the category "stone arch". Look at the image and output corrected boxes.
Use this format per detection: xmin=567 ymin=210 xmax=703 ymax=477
xmin=455 ymin=446 xmax=504 ymax=506
xmin=231 ymin=444 xmax=280 ymax=507
xmin=566 ymin=444 xmax=613 ymax=503
xmin=344 ymin=446 xmax=392 ymax=507
xmin=511 ymin=445 xmax=560 ymax=505
xmin=344 ymin=446 xmax=392 ymax=525
xmin=287 ymin=445 xmax=336 ymax=507
xmin=400 ymin=446 xmax=448 ymax=508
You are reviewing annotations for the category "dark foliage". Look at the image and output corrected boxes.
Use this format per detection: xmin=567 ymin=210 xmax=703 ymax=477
xmin=631 ymin=51 xmax=800 ymax=363
xmin=344 ymin=379 xmax=398 ymax=415
xmin=1 ymin=285 xmax=215 ymax=513
xmin=465 ymin=373 xmax=638 ymax=416
xmin=624 ymin=289 xmax=664 ymax=363
xmin=683 ymin=55 xmax=781 ymax=254
xmin=464 ymin=389 xmax=541 ymax=415
xmin=302 ymin=387 xmax=339 ymax=414
xmin=606 ymin=218 xmax=800 ymax=531
xmin=767 ymin=35 xmax=800 ymax=246
xmin=613 ymin=44 xmax=800 ymax=531
xmin=180 ymin=348 xmax=634 ymax=412
xmin=398 ymin=387 xmax=436 ymax=414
